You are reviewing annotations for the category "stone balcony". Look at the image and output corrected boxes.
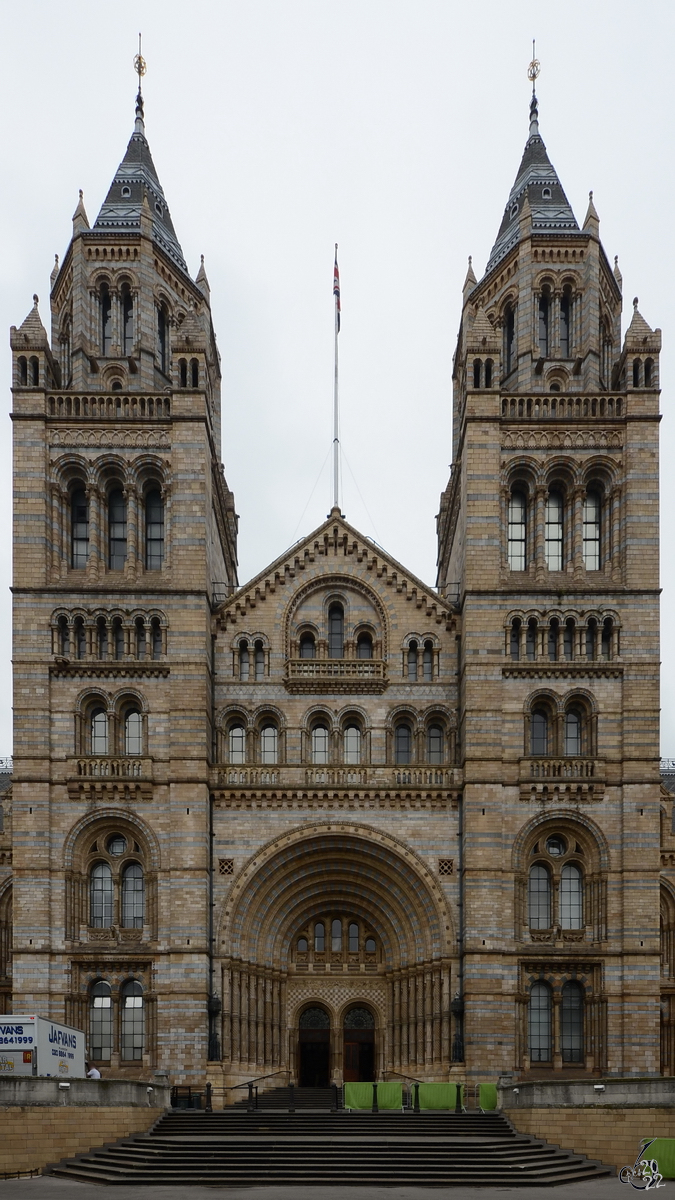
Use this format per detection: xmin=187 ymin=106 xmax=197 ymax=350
xmin=211 ymin=764 xmax=462 ymax=791
xmin=284 ymin=658 xmax=388 ymax=694
xmin=520 ymin=756 xmax=605 ymax=802
xmin=67 ymin=756 xmax=153 ymax=802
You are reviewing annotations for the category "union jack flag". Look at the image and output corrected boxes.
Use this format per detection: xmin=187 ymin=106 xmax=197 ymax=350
xmin=333 ymin=246 xmax=341 ymax=332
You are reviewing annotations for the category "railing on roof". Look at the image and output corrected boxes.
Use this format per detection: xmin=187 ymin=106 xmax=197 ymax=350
xmin=661 ymin=760 xmax=675 ymax=772
xmin=0 ymin=758 xmax=12 ymax=773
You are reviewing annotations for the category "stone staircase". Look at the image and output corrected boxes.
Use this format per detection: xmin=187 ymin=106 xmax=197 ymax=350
xmin=231 ymin=1084 xmax=335 ymax=1109
xmin=45 ymin=1096 xmax=614 ymax=1186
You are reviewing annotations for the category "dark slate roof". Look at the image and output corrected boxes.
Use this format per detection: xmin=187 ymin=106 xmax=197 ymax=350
xmin=485 ymin=94 xmax=581 ymax=276
xmin=93 ymin=92 xmax=188 ymax=273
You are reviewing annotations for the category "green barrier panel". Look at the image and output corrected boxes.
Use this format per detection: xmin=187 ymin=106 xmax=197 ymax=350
xmin=644 ymin=1139 xmax=675 ymax=1180
xmin=376 ymin=1082 xmax=403 ymax=1110
xmin=479 ymin=1083 xmax=498 ymax=1111
xmin=418 ymin=1083 xmax=460 ymax=1110
xmin=344 ymin=1082 xmax=373 ymax=1110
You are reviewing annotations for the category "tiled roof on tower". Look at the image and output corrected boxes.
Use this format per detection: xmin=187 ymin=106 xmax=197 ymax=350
xmin=93 ymin=87 xmax=188 ymax=273
xmin=485 ymin=91 xmax=580 ymax=276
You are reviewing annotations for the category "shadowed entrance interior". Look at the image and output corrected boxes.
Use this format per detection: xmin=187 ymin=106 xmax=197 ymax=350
xmin=299 ymin=1006 xmax=330 ymax=1087
xmin=343 ymin=1006 xmax=375 ymax=1082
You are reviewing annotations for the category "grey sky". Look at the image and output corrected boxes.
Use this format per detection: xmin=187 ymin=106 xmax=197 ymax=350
xmin=1 ymin=0 xmax=673 ymax=754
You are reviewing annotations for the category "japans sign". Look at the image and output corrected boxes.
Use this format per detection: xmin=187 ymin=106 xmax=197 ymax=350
xmin=0 ymin=1015 xmax=85 ymax=1078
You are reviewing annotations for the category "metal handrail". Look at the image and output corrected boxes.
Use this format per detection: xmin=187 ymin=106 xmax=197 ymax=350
xmin=231 ymin=1070 xmax=286 ymax=1090
xmin=383 ymin=1070 xmax=423 ymax=1084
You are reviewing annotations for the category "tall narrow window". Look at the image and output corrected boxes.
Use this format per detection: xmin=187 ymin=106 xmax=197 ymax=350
xmin=423 ymin=641 xmax=433 ymax=680
xmin=645 ymin=359 xmax=653 ymax=387
xmin=526 ymin=620 xmax=537 ymax=661
xmin=545 ymin=492 xmax=564 ymax=570
xmin=254 ymin=641 xmax=265 ymax=679
xmin=71 ymin=488 xmax=89 ymax=569
xmin=395 ymin=724 xmax=412 ymax=765
xmin=561 ymin=864 xmax=583 ymax=930
xmin=121 ymin=980 xmax=144 ymax=1061
xmin=583 ymin=492 xmax=601 ymax=570
xmin=560 ymin=292 xmax=571 ymax=358
xmin=508 ymin=492 xmax=527 ymax=570
xmin=504 ymin=305 xmax=516 ymax=375
xmin=151 ymin=619 xmax=162 ymax=660
xmin=89 ymin=981 xmax=112 ymax=1061
xmin=328 ymin=604 xmax=344 ymax=658
xmin=473 ymin=359 xmax=481 ymax=388
xmin=191 ymin=358 xmax=199 ymax=387
xmin=90 ymin=863 xmax=113 ymax=927
xmin=100 ymin=284 xmax=112 ymax=356
xmin=538 ymin=293 xmax=549 ymax=357
xmin=75 ymin=618 xmax=87 ymax=660
xmin=229 ymin=725 xmax=246 ymax=764
xmin=349 ymin=922 xmax=359 ymax=952
xmin=510 ymin=620 xmax=521 ymax=661
xmin=179 ymin=358 xmax=187 ymax=387
xmin=58 ymin=616 xmax=70 ymax=657
xmin=239 ymin=643 xmax=250 ymax=680
xmin=91 ymin=709 xmax=108 ymax=755
xmin=561 ymin=982 xmax=584 ymax=1063
xmin=357 ymin=633 xmax=373 ymax=659
xmin=528 ymin=863 xmax=551 ymax=929
xmin=633 ymin=359 xmax=641 ymax=388
xmin=565 ymin=710 xmax=581 ymax=756
xmin=157 ymin=306 xmax=168 ymax=374
xmin=407 ymin=641 xmax=418 ymax=680
xmin=113 ymin=619 xmax=125 ymax=661
xmin=135 ymin=620 xmax=146 ymax=660
xmin=586 ymin=619 xmax=597 ymax=661
xmin=530 ymin=709 xmax=548 ymax=756
xmin=529 ymin=982 xmax=552 ymax=1062
xmin=18 ymin=356 xmax=28 ymax=385
xmin=260 ymin=725 xmax=278 ymax=764
xmin=121 ymin=863 xmax=144 ymax=929
xmin=97 ymin=619 xmax=108 ymax=660
xmin=332 ymin=918 xmax=342 ymax=951
xmin=564 ymin=620 xmax=574 ymax=661
xmin=299 ymin=634 xmax=315 ymax=659
xmin=122 ymin=288 xmax=134 ymax=356
xmin=145 ymin=490 xmax=164 ymax=569
xmin=548 ymin=620 xmax=559 ymax=662
xmin=312 ymin=725 xmax=329 ymax=765
xmin=484 ymin=359 xmax=493 ymax=388
xmin=125 ymin=710 xmax=142 ymax=756
xmin=108 ymin=489 xmax=127 ymax=570
xmin=601 ymin=619 xmax=612 ymax=659
xmin=427 ymin=725 xmax=443 ymax=764
xmin=344 ymin=726 xmax=361 ymax=765
xmin=314 ymin=922 xmax=325 ymax=952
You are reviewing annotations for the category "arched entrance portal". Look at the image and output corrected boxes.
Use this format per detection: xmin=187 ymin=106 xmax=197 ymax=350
xmin=299 ymin=1006 xmax=330 ymax=1087
xmin=343 ymin=1006 xmax=375 ymax=1082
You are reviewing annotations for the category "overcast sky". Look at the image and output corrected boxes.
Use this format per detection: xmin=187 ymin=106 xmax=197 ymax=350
xmin=1 ymin=0 xmax=674 ymax=756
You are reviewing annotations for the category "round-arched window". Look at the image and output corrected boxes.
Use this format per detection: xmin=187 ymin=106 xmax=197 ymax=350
xmin=344 ymin=1007 xmax=375 ymax=1029
xmin=312 ymin=725 xmax=329 ymax=765
xmin=299 ymin=1007 xmax=330 ymax=1029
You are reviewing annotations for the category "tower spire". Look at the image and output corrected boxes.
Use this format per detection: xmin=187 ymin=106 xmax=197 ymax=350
xmin=134 ymin=33 xmax=147 ymax=135
xmin=527 ymin=41 xmax=540 ymax=139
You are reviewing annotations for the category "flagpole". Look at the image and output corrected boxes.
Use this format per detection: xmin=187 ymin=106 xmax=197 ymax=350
xmin=333 ymin=244 xmax=340 ymax=511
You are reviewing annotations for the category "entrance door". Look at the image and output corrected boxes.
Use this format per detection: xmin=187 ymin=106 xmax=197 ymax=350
xmin=298 ymin=1005 xmax=331 ymax=1087
xmin=343 ymin=1006 xmax=375 ymax=1082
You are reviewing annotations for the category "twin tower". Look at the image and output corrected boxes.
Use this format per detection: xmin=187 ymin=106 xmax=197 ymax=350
xmin=2 ymin=78 xmax=668 ymax=1088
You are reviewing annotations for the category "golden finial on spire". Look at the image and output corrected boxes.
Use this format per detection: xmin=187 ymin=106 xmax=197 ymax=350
xmin=527 ymin=39 xmax=540 ymax=93
xmin=134 ymin=33 xmax=147 ymax=90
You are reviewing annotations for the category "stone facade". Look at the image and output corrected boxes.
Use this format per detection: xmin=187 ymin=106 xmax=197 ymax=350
xmin=2 ymin=82 xmax=670 ymax=1089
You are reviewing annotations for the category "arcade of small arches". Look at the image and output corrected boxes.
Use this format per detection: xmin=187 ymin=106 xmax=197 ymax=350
xmin=504 ymin=461 xmax=620 ymax=573
xmin=52 ymin=610 xmax=167 ymax=661
xmin=506 ymin=611 xmax=618 ymax=663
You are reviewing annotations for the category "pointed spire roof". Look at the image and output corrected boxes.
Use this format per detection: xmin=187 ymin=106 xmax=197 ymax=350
xmin=485 ymin=91 xmax=581 ymax=275
xmin=93 ymin=87 xmax=187 ymax=273
xmin=12 ymin=295 xmax=49 ymax=348
xmin=625 ymin=297 xmax=655 ymax=341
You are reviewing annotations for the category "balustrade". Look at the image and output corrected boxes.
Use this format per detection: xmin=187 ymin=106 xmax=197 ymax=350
xmin=501 ymin=395 xmax=622 ymax=421
xmin=49 ymin=394 xmax=170 ymax=420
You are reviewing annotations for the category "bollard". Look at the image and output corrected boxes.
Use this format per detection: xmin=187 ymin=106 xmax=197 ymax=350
xmin=331 ymin=1082 xmax=338 ymax=1112
xmin=413 ymin=1083 xmax=420 ymax=1113
xmin=371 ymin=1082 xmax=379 ymax=1113
xmin=288 ymin=1082 xmax=295 ymax=1112
xmin=455 ymin=1083 xmax=462 ymax=1114
xmin=247 ymin=1082 xmax=255 ymax=1112
xmin=205 ymin=1082 xmax=212 ymax=1113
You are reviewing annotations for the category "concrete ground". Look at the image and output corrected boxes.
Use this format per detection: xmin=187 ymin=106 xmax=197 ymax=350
xmin=0 ymin=1178 xmax=667 ymax=1199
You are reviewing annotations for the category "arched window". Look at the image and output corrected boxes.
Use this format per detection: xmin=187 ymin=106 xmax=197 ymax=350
xmin=254 ymin=641 xmax=265 ymax=680
xmin=89 ymin=981 xmax=112 ymax=1062
xmin=122 ymin=287 xmax=134 ymax=356
xmin=151 ymin=619 xmax=162 ymax=660
xmin=90 ymin=862 xmax=113 ymax=927
xmin=311 ymin=725 xmax=329 ymax=765
xmin=332 ymin=918 xmax=342 ymax=951
xmin=407 ymin=641 xmax=418 ymax=680
xmin=30 ymin=356 xmax=39 ymax=385
xmin=645 ymin=358 xmax=653 ymax=387
xmin=528 ymin=863 xmax=551 ymax=929
xmin=583 ymin=492 xmax=601 ymax=570
xmin=145 ymin=490 xmax=164 ymax=570
xmin=365 ymin=936 xmax=376 ymax=953
xmin=529 ymin=982 xmax=552 ymax=1062
xmin=633 ymin=358 xmax=641 ymax=388
xmin=601 ymin=618 xmax=612 ymax=659
xmin=548 ymin=619 xmax=559 ymax=662
xmin=538 ymin=291 xmax=550 ymax=357
xmin=545 ymin=492 xmax=564 ymax=570
xmin=561 ymin=863 xmax=583 ymax=929
xmin=526 ymin=619 xmax=537 ymax=661
xmin=314 ymin=922 xmax=325 ymax=952
xmin=564 ymin=619 xmax=574 ymax=660
xmin=427 ymin=725 xmax=443 ymax=764
xmin=190 ymin=358 xmax=199 ymax=387
xmin=91 ymin=709 xmax=108 ymax=755
xmin=560 ymin=291 xmax=571 ymax=358
xmin=485 ymin=359 xmax=493 ymax=388
xmin=344 ymin=725 xmax=361 ymax=765
xmin=508 ymin=492 xmax=527 ymax=570
xmin=561 ymin=981 xmax=584 ymax=1063
xmin=239 ymin=642 xmax=250 ymax=680
xmin=530 ymin=709 xmax=548 ymax=756
xmin=71 ymin=488 xmax=89 ymax=569
xmin=157 ymin=306 xmax=168 ymax=375
xmin=135 ymin=619 xmax=146 ymax=660
xmin=423 ymin=641 xmax=433 ymax=680
xmin=297 ymin=937 xmax=308 ymax=953
xmin=58 ymin=616 xmax=69 ymax=657
xmin=229 ymin=724 xmax=246 ymax=764
xmin=564 ymin=709 xmax=581 ymax=756
xmin=349 ymin=923 xmax=359 ymax=952
xmin=179 ymin=358 xmax=187 ymax=387
xmin=395 ymin=723 xmax=412 ymax=765
xmin=504 ymin=305 xmax=516 ymax=375
xmin=586 ymin=619 xmax=597 ymax=661
xmin=357 ymin=633 xmax=373 ymax=659
xmin=113 ymin=619 xmax=125 ymax=661
xmin=299 ymin=633 xmax=315 ymax=659
xmin=100 ymin=284 xmax=112 ymax=356
xmin=97 ymin=619 xmax=108 ymax=660
xmin=108 ymin=489 xmax=127 ymax=570
xmin=473 ymin=359 xmax=481 ymax=388
xmin=18 ymin=356 xmax=28 ymax=385
xmin=510 ymin=619 xmax=521 ymax=661
xmin=260 ymin=725 xmax=278 ymax=764
xmin=75 ymin=618 xmax=86 ymax=660
xmin=120 ymin=980 xmax=144 ymax=1061
xmin=125 ymin=710 xmax=142 ymax=756
xmin=328 ymin=604 xmax=344 ymax=658
xmin=121 ymin=862 xmax=144 ymax=928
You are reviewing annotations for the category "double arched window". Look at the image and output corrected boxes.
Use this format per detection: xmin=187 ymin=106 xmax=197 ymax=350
xmin=527 ymin=698 xmax=594 ymax=759
xmin=225 ymin=720 xmax=280 ymax=765
xmin=296 ymin=917 xmax=377 ymax=962
xmin=89 ymin=978 xmax=145 ymax=1064
xmin=406 ymin=640 xmax=434 ymax=680
xmin=88 ymin=835 xmax=145 ymax=930
xmin=238 ymin=639 xmax=266 ymax=680
xmin=85 ymin=704 xmax=144 ymax=758
xmin=528 ymin=980 xmax=584 ymax=1064
xmin=527 ymin=835 xmax=584 ymax=932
